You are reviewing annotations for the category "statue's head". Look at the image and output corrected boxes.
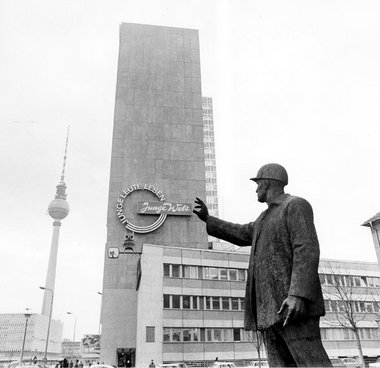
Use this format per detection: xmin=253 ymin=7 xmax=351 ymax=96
xmin=251 ymin=163 xmax=288 ymax=203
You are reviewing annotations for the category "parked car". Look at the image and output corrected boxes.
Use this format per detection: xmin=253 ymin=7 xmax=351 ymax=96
xmin=341 ymin=357 xmax=361 ymax=368
xmin=208 ymin=362 xmax=236 ymax=368
xmin=248 ymin=361 xmax=269 ymax=368
xmin=369 ymin=358 xmax=380 ymax=368
xmin=330 ymin=358 xmax=346 ymax=368
xmin=157 ymin=364 xmax=188 ymax=368
xmin=91 ymin=365 xmax=116 ymax=368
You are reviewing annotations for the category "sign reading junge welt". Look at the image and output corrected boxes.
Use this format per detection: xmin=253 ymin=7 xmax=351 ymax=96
xmin=137 ymin=201 xmax=192 ymax=216
xmin=116 ymin=184 xmax=193 ymax=234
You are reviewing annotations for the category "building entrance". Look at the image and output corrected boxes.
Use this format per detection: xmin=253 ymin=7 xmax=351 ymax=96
xmin=116 ymin=348 xmax=135 ymax=368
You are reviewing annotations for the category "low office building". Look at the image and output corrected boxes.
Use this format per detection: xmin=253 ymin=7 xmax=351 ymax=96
xmin=133 ymin=244 xmax=380 ymax=367
xmin=0 ymin=313 xmax=63 ymax=363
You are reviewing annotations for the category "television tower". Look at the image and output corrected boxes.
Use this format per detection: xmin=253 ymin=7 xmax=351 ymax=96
xmin=41 ymin=127 xmax=70 ymax=316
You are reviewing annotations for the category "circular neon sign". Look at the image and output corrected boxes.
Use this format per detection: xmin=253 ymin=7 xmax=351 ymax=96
xmin=116 ymin=184 xmax=167 ymax=234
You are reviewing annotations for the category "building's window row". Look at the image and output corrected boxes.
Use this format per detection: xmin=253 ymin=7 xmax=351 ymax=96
xmin=204 ymin=148 xmax=214 ymax=155
xmin=208 ymin=204 xmax=219 ymax=211
xmin=163 ymin=294 xmax=245 ymax=311
xmin=202 ymin=109 xmax=213 ymax=115
xmin=203 ymin=130 xmax=214 ymax=137
xmin=205 ymin=153 xmax=215 ymax=159
xmin=320 ymin=327 xmax=379 ymax=340
xmin=162 ymin=327 xmax=379 ymax=343
xmin=206 ymin=196 xmax=218 ymax=204
xmin=324 ymin=299 xmax=380 ymax=313
xmin=205 ymin=172 xmax=216 ymax=178
xmin=164 ymin=264 xmax=247 ymax=282
xmin=319 ymin=273 xmax=380 ymax=288
xmin=206 ymin=183 xmax=217 ymax=190
xmin=163 ymin=327 xmax=251 ymax=343
xmin=204 ymin=142 xmax=215 ymax=148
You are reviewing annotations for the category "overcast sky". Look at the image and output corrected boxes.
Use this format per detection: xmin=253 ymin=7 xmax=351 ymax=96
xmin=1 ymin=0 xmax=380 ymax=340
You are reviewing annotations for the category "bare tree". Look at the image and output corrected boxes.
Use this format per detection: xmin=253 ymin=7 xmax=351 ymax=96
xmin=247 ymin=330 xmax=265 ymax=367
xmin=321 ymin=262 xmax=380 ymax=368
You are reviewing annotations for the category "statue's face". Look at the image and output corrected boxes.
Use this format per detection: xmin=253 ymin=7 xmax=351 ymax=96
xmin=256 ymin=180 xmax=268 ymax=203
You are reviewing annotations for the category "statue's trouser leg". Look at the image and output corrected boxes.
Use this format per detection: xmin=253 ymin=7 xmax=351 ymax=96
xmin=263 ymin=317 xmax=332 ymax=367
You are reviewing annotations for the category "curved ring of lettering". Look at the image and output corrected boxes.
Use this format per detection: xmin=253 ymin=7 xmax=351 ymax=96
xmin=117 ymin=184 xmax=167 ymax=234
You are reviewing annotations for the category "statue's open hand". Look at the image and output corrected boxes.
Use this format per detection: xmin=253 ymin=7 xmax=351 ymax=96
xmin=278 ymin=295 xmax=306 ymax=327
xmin=193 ymin=197 xmax=209 ymax=222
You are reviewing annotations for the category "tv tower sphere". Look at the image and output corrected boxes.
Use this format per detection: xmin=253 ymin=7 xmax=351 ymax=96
xmin=48 ymin=181 xmax=69 ymax=220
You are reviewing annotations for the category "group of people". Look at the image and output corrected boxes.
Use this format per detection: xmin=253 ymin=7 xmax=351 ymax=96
xmin=57 ymin=359 xmax=83 ymax=368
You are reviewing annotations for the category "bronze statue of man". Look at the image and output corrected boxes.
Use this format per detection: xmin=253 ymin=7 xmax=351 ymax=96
xmin=194 ymin=163 xmax=332 ymax=367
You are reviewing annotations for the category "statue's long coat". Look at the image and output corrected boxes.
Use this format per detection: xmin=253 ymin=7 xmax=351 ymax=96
xmin=206 ymin=193 xmax=325 ymax=330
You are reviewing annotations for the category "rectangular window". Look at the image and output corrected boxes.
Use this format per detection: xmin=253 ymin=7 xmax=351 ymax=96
xmin=231 ymin=298 xmax=239 ymax=310
xmin=353 ymin=276 xmax=361 ymax=287
xmin=365 ymin=302 xmax=373 ymax=312
xmin=229 ymin=269 xmax=237 ymax=281
xmin=172 ymin=328 xmax=181 ymax=342
xmin=163 ymin=328 xmax=170 ymax=342
xmin=209 ymin=267 xmax=219 ymax=280
xmin=222 ymin=297 xmax=230 ymax=310
xmin=190 ymin=266 xmax=198 ymax=279
xmin=320 ymin=328 xmax=327 ymax=340
xmin=345 ymin=275 xmax=353 ymax=286
xmin=199 ymin=296 xmax=204 ymax=309
xmin=373 ymin=302 xmax=379 ymax=313
xmin=192 ymin=296 xmax=198 ymax=309
xmin=200 ymin=328 xmax=206 ymax=342
xmin=220 ymin=268 xmax=228 ymax=280
xmin=183 ymin=329 xmax=191 ymax=342
xmin=163 ymin=294 xmax=170 ymax=308
xmin=207 ymin=329 xmax=212 ymax=342
xmin=319 ymin=274 xmax=326 ymax=285
xmin=205 ymin=296 xmax=211 ymax=310
xmin=163 ymin=264 xmax=170 ymax=277
xmin=326 ymin=274 xmax=333 ymax=285
xmin=192 ymin=328 xmax=200 ymax=342
xmin=172 ymin=264 xmax=180 ymax=278
xmin=213 ymin=329 xmax=222 ymax=342
xmin=233 ymin=328 xmax=241 ymax=341
xmin=224 ymin=328 xmax=232 ymax=342
xmin=324 ymin=300 xmax=331 ymax=312
xmin=212 ymin=297 xmax=220 ymax=310
xmin=337 ymin=300 xmax=345 ymax=312
xmin=239 ymin=298 xmax=245 ymax=310
xmin=331 ymin=300 xmax=338 ymax=312
xmin=172 ymin=295 xmax=180 ymax=309
xmin=238 ymin=269 xmax=246 ymax=281
xmin=182 ymin=265 xmax=190 ymax=278
xmin=146 ymin=326 xmax=155 ymax=342
xmin=368 ymin=277 xmax=375 ymax=287
xmin=183 ymin=295 xmax=191 ymax=309
xmin=359 ymin=301 xmax=366 ymax=312
xmin=198 ymin=267 xmax=204 ymax=279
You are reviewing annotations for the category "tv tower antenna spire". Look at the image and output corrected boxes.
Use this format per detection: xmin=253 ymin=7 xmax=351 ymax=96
xmin=60 ymin=125 xmax=70 ymax=183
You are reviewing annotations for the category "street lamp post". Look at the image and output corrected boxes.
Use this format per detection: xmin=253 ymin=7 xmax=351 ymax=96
xmin=97 ymin=292 xmax=102 ymax=335
xmin=66 ymin=312 xmax=77 ymax=342
xmin=20 ymin=311 xmax=32 ymax=364
xmin=40 ymin=286 xmax=54 ymax=365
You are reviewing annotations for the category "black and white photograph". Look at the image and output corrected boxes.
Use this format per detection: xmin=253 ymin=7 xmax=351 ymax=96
xmin=1 ymin=1 xmax=380 ymax=367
